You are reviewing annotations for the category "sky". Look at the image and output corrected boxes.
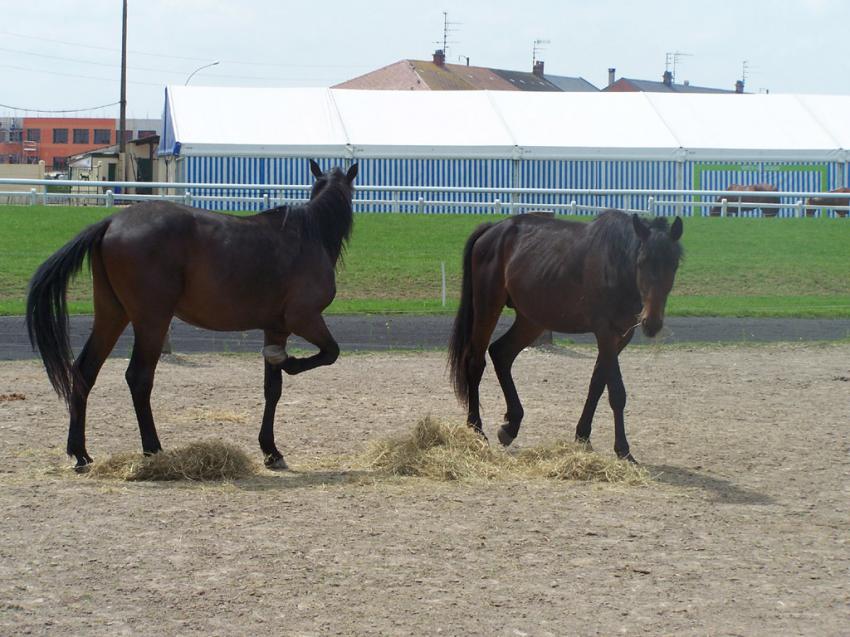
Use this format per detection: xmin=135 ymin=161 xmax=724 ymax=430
xmin=2 ymin=0 xmax=849 ymax=120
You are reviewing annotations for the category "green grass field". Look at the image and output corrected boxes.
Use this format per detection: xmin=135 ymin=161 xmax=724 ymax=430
xmin=1 ymin=205 xmax=848 ymax=317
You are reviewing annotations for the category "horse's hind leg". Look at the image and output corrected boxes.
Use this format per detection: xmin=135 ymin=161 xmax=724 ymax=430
xmin=68 ymin=259 xmax=128 ymax=469
xmin=488 ymin=313 xmax=543 ymax=446
xmin=125 ymin=317 xmax=171 ymax=455
xmin=464 ymin=299 xmax=505 ymax=437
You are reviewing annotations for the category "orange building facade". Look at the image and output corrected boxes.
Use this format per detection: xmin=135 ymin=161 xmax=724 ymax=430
xmin=0 ymin=117 xmax=158 ymax=172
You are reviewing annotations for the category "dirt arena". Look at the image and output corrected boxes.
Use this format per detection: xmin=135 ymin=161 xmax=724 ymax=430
xmin=1 ymin=343 xmax=848 ymax=636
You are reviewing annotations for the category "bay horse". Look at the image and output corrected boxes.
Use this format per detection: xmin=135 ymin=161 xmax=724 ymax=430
xmin=27 ymin=160 xmax=358 ymax=470
xmin=709 ymin=183 xmax=779 ymax=217
xmin=805 ymin=187 xmax=850 ymax=218
xmin=448 ymin=210 xmax=683 ymax=462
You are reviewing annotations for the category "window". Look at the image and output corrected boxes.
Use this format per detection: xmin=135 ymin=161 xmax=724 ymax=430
xmin=10 ymin=130 xmax=22 ymax=143
xmin=93 ymin=129 xmax=111 ymax=145
xmin=73 ymin=129 xmax=89 ymax=144
xmin=53 ymin=128 xmax=68 ymax=144
xmin=26 ymin=128 xmax=41 ymax=142
xmin=138 ymin=130 xmax=157 ymax=139
xmin=52 ymin=156 xmax=68 ymax=170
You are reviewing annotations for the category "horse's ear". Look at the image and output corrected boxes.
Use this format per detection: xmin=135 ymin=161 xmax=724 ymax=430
xmin=670 ymin=216 xmax=683 ymax=241
xmin=346 ymin=163 xmax=358 ymax=184
xmin=632 ymin=214 xmax=651 ymax=242
xmin=309 ymin=159 xmax=323 ymax=179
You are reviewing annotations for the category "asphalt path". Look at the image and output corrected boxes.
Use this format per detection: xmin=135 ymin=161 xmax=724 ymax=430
xmin=2 ymin=315 xmax=848 ymax=361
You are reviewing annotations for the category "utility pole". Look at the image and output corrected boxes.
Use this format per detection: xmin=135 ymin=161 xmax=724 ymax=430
xmin=118 ymin=0 xmax=127 ymax=181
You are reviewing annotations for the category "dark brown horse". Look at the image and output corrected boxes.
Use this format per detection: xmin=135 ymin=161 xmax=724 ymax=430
xmin=448 ymin=210 xmax=683 ymax=462
xmin=27 ymin=160 xmax=358 ymax=470
xmin=710 ymin=183 xmax=779 ymax=217
xmin=805 ymin=187 xmax=850 ymax=217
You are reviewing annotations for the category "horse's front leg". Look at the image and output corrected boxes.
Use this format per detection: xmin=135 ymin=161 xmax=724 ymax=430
xmin=259 ymin=331 xmax=289 ymax=469
xmin=576 ymin=331 xmax=633 ymax=450
xmin=281 ymin=315 xmax=340 ymax=376
xmin=606 ymin=353 xmax=636 ymax=463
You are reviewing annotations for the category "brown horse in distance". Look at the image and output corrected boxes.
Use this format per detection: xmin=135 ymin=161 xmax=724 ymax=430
xmin=27 ymin=160 xmax=358 ymax=470
xmin=710 ymin=183 xmax=779 ymax=217
xmin=449 ymin=210 xmax=683 ymax=462
xmin=805 ymin=187 xmax=850 ymax=217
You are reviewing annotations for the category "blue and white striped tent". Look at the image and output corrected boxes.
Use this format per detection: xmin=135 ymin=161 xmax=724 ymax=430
xmin=159 ymin=87 xmax=850 ymax=216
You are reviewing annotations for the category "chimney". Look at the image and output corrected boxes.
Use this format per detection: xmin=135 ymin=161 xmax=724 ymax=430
xmin=433 ymin=49 xmax=445 ymax=67
xmin=735 ymin=79 xmax=745 ymax=94
xmin=662 ymin=70 xmax=673 ymax=86
xmin=608 ymin=67 xmax=615 ymax=86
xmin=533 ymin=60 xmax=544 ymax=77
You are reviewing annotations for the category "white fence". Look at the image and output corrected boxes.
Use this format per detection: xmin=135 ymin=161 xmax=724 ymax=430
xmin=1 ymin=176 xmax=849 ymax=218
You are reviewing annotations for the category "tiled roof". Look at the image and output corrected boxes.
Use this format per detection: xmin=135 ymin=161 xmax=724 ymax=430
xmin=334 ymin=59 xmax=597 ymax=92
xmin=605 ymin=77 xmax=735 ymax=94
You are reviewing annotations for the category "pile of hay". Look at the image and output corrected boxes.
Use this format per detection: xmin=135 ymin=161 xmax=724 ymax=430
xmin=86 ymin=440 xmax=259 ymax=481
xmin=516 ymin=441 xmax=651 ymax=485
xmin=363 ymin=416 xmax=508 ymax=481
xmin=362 ymin=417 xmax=651 ymax=485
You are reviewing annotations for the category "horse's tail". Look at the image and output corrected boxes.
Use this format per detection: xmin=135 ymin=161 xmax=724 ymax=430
xmin=448 ymin=222 xmax=494 ymax=405
xmin=26 ymin=218 xmax=112 ymax=404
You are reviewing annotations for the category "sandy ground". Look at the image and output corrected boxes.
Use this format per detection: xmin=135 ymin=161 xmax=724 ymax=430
xmin=0 ymin=343 xmax=848 ymax=636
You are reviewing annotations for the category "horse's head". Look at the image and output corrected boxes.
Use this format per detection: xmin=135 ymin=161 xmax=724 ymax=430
xmin=309 ymin=159 xmax=358 ymax=200
xmin=632 ymin=214 xmax=683 ymax=338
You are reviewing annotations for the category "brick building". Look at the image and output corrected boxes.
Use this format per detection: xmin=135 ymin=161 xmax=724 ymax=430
xmin=0 ymin=117 xmax=159 ymax=172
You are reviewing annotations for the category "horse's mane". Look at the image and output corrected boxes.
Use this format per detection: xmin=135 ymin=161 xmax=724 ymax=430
xmin=260 ymin=169 xmax=354 ymax=267
xmin=586 ymin=210 xmax=681 ymax=289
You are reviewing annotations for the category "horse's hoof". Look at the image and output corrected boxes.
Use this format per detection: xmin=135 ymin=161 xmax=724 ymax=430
xmin=468 ymin=424 xmax=488 ymax=443
xmin=497 ymin=426 xmax=516 ymax=447
xmin=281 ymin=358 xmax=301 ymax=375
xmin=575 ymin=437 xmax=593 ymax=451
xmin=265 ymin=455 xmax=289 ymax=470
xmin=73 ymin=460 xmax=92 ymax=474
xmin=618 ymin=452 xmax=638 ymax=465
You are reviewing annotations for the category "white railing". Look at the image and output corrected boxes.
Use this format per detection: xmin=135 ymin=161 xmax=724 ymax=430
xmin=0 ymin=176 xmax=848 ymax=218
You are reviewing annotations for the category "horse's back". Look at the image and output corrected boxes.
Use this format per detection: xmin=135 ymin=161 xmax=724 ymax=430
xmin=472 ymin=213 xmax=594 ymax=331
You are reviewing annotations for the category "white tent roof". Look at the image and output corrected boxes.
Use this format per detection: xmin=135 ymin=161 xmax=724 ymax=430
xmin=161 ymin=86 xmax=850 ymax=162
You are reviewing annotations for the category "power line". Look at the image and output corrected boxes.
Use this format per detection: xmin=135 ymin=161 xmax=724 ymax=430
xmin=0 ymin=100 xmax=120 ymax=113
xmin=0 ymin=29 xmax=368 ymax=69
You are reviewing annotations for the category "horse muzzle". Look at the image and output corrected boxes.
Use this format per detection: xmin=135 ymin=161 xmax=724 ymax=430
xmin=640 ymin=314 xmax=664 ymax=338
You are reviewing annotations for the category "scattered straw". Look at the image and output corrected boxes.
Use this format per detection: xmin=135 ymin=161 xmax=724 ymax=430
xmin=361 ymin=416 xmax=651 ymax=485
xmin=0 ymin=393 xmax=26 ymax=403
xmin=86 ymin=440 xmax=259 ymax=481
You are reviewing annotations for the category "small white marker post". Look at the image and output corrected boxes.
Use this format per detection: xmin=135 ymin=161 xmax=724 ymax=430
xmin=441 ymin=261 xmax=447 ymax=307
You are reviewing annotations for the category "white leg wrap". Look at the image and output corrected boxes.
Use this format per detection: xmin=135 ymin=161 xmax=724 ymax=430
xmin=262 ymin=345 xmax=289 ymax=365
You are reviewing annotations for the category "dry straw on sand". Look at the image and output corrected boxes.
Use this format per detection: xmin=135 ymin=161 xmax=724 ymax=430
xmin=86 ymin=440 xmax=259 ymax=481
xmin=362 ymin=416 xmax=652 ymax=485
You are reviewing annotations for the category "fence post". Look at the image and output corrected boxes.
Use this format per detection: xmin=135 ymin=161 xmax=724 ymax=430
xmin=647 ymin=196 xmax=655 ymax=215
xmin=263 ymin=193 xmax=269 ymax=209
xmin=720 ymin=198 xmax=728 ymax=217
xmin=105 ymin=189 xmax=114 ymax=207
xmin=570 ymin=199 xmax=577 ymax=215
xmin=494 ymin=198 xmax=501 ymax=215
xmin=28 ymin=188 xmax=37 ymax=206
xmin=796 ymin=199 xmax=805 ymax=218
xmin=417 ymin=197 xmax=425 ymax=215
xmin=184 ymin=191 xmax=192 ymax=206
xmin=392 ymin=192 xmax=400 ymax=214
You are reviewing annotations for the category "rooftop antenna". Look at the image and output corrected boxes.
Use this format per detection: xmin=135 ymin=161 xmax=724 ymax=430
xmin=434 ymin=11 xmax=460 ymax=57
xmin=533 ymin=39 xmax=551 ymax=65
xmin=741 ymin=59 xmax=749 ymax=85
xmin=665 ymin=50 xmax=692 ymax=82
